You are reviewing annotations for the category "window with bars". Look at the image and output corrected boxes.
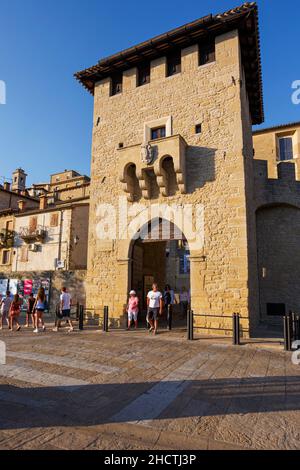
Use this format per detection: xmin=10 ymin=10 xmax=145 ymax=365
xmin=151 ymin=126 xmax=166 ymax=140
xmin=199 ymin=40 xmax=216 ymax=66
xmin=111 ymin=72 xmax=123 ymax=96
xmin=137 ymin=63 xmax=150 ymax=86
xmin=166 ymin=50 xmax=181 ymax=77
xmin=278 ymin=137 xmax=293 ymax=161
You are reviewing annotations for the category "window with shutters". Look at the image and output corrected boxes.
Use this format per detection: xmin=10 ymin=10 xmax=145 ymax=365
xmin=29 ymin=216 xmax=37 ymax=233
xmin=278 ymin=137 xmax=293 ymax=161
xmin=199 ymin=40 xmax=216 ymax=66
xmin=6 ymin=220 xmax=13 ymax=232
xmin=137 ymin=63 xmax=150 ymax=87
xmin=50 ymin=213 xmax=59 ymax=227
xmin=166 ymin=50 xmax=181 ymax=77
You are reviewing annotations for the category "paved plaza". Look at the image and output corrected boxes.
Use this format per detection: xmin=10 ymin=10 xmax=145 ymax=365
xmin=0 ymin=324 xmax=299 ymax=450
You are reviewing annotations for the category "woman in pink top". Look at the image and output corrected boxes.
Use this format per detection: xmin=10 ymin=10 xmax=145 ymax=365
xmin=127 ymin=290 xmax=139 ymax=330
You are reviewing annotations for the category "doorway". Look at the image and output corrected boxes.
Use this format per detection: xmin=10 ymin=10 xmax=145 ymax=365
xmin=130 ymin=219 xmax=190 ymax=328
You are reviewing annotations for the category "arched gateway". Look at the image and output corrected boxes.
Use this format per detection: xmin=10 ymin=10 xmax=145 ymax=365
xmin=129 ymin=218 xmax=190 ymax=326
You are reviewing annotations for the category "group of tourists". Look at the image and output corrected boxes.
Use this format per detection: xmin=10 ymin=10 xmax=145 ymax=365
xmin=0 ymin=287 xmax=47 ymax=332
xmin=0 ymin=282 xmax=188 ymax=336
xmin=126 ymin=283 xmax=190 ymax=335
xmin=0 ymin=286 xmax=72 ymax=333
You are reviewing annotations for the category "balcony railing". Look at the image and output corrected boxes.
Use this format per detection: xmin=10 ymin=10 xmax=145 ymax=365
xmin=19 ymin=225 xmax=47 ymax=243
xmin=0 ymin=229 xmax=15 ymax=248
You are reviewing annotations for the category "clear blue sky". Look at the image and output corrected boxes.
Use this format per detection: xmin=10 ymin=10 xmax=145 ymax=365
xmin=0 ymin=0 xmax=299 ymax=185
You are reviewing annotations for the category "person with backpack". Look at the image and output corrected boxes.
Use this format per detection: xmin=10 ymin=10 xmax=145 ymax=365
xmin=25 ymin=293 xmax=36 ymax=328
xmin=0 ymin=290 xmax=12 ymax=329
xmin=33 ymin=287 xmax=47 ymax=333
xmin=9 ymin=294 xmax=22 ymax=332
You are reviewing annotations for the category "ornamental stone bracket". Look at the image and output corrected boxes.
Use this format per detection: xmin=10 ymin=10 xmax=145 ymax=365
xmin=118 ymin=134 xmax=187 ymax=201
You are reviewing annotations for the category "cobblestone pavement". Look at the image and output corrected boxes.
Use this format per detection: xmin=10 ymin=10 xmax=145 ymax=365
xmin=0 ymin=325 xmax=299 ymax=450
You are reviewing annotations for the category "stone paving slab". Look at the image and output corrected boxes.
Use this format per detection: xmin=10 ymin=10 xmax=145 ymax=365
xmin=0 ymin=325 xmax=299 ymax=450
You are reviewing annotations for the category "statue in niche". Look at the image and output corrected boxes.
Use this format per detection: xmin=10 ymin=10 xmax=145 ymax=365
xmin=141 ymin=142 xmax=154 ymax=165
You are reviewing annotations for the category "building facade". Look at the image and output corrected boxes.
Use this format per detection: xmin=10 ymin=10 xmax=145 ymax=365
xmin=76 ymin=3 xmax=263 ymax=335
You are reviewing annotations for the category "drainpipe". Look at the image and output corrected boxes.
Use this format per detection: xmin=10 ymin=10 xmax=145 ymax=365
xmin=57 ymin=210 xmax=64 ymax=269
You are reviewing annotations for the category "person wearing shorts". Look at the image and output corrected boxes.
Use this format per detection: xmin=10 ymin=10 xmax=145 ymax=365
xmin=33 ymin=287 xmax=46 ymax=333
xmin=0 ymin=291 xmax=12 ymax=329
xmin=53 ymin=286 xmax=73 ymax=332
xmin=127 ymin=290 xmax=139 ymax=330
xmin=147 ymin=283 xmax=163 ymax=335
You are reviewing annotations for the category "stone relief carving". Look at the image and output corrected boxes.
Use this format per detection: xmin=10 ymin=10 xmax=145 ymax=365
xmin=141 ymin=142 xmax=154 ymax=165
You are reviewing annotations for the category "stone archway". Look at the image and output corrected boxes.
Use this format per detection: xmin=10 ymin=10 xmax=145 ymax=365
xmin=256 ymin=203 xmax=300 ymax=323
xmin=128 ymin=218 xmax=191 ymax=326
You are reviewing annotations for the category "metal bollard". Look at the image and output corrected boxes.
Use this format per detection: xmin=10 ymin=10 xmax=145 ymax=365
xmin=295 ymin=315 xmax=300 ymax=341
xmin=187 ymin=309 xmax=194 ymax=340
xmin=283 ymin=314 xmax=292 ymax=351
xmin=79 ymin=305 xmax=84 ymax=331
xmin=167 ymin=304 xmax=172 ymax=331
xmin=103 ymin=306 xmax=109 ymax=332
xmin=232 ymin=313 xmax=240 ymax=345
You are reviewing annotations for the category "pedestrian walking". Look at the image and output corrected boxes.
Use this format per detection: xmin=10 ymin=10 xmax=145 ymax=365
xmin=33 ymin=287 xmax=47 ymax=333
xmin=0 ymin=291 xmax=12 ymax=329
xmin=147 ymin=283 xmax=163 ymax=335
xmin=53 ymin=286 xmax=73 ymax=332
xmin=25 ymin=293 xmax=36 ymax=328
xmin=127 ymin=290 xmax=139 ymax=330
xmin=9 ymin=294 xmax=22 ymax=331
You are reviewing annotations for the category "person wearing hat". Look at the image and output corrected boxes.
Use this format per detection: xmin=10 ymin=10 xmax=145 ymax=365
xmin=127 ymin=290 xmax=139 ymax=330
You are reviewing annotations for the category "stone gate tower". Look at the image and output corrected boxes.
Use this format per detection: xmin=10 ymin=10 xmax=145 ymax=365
xmin=75 ymin=3 xmax=264 ymax=336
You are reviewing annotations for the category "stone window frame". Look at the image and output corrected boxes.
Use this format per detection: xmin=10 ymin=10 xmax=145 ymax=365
xmin=144 ymin=116 xmax=172 ymax=143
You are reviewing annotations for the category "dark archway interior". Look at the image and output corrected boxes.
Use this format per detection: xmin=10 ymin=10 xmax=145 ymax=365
xmin=130 ymin=219 xmax=190 ymax=326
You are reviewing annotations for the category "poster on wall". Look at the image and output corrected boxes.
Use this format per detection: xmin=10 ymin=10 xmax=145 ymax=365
xmin=9 ymin=279 xmax=18 ymax=295
xmin=0 ymin=279 xmax=9 ymax=297
xmin=24 ymin=279 xmax=33 ymax=296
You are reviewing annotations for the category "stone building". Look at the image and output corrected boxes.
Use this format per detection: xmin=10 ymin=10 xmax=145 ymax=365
xmin=253 ymin=121 xmax=300 ymax=178
xmin=75 ymin=3 xmax=264 ymax=335
xmin=0 ymin=168 xmax=90 ymax=277
xmin=252 ymin=122 xmax=300 ymax=322
xmin=12 ymin=196 xmax=89 ymax=272
xmin=28 ymin=169 xmax=90 ymax=201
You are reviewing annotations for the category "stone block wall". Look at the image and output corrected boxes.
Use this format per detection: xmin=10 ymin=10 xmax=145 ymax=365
xmin=86 ymin=29 xmax=254 ymax=336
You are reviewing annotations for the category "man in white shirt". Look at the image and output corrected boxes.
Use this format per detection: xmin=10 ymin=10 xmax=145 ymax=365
xmin=147 ymin=283 xmax=163 ymax=335
xmin=53 ymin=286 xmax=73 ymax=332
